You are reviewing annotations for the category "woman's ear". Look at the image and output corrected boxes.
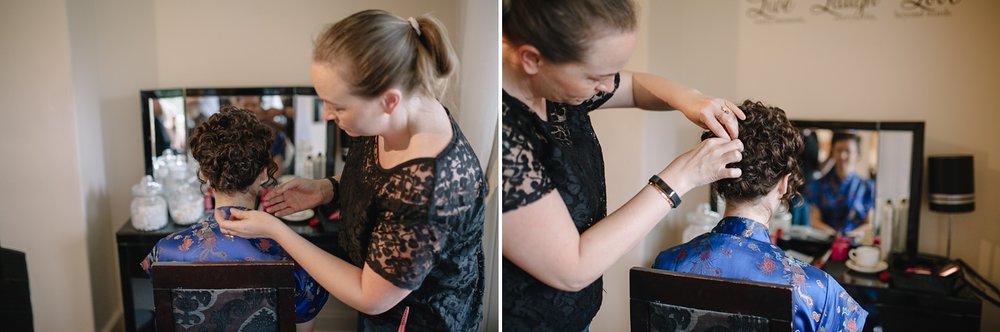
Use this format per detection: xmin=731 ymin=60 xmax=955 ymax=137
xmin=517 ymin=44 xmax=543 ymax=75
xmin=381 ymin=88 xmax=402 ymax=114
xmin=257 ymin=169 xmax=269 ymax=186
xmin=777 ymin=174 xmax=791 ymax=196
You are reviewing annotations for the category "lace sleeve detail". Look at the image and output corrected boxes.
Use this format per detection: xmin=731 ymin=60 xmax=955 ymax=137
xmin=363 ymin=135 xmax=485 ymax=290
xmin=502 ymin=115 xmax=555 ymax=212
xmin=365 ymin=214 xmax=446 ymax=290
xmin=577 ymin=72 xmax=621 ymax=112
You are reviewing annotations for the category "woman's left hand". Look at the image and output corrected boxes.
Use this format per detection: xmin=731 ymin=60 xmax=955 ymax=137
xmin=218 ymin=209 xmax=287 ymax=239
xmin=676 ymin=92 xmax=746 ymax=140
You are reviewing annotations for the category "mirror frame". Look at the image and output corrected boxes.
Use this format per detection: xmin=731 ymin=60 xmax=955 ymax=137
xmin=792 ymin=120 xmax=925 ymax=257
xmin=140 ymin=86 xmax=337 ymax=179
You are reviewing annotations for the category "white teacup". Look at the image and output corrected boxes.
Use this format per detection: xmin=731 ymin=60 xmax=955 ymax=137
xmin=849 ymin=246 xmax=881 ymax=268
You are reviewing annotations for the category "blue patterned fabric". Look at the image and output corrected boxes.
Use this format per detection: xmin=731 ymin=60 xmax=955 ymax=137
xmin=142 ymin=206 xmax=328 ymax=323
xmin=654 ymin=216 xmax=867 ymax=332
xmin=804 ymin=171 xmax=875 ymax=233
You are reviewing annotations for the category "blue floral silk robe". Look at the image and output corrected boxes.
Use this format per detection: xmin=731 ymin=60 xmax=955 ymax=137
xmin=654 ymin=217 xmax=867 ymax=332
xmin=141 ymin=207 xmax=329 ymax=323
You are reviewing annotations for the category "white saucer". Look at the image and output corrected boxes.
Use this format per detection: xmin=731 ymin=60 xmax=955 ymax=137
xmin=281 ymin=209 xmax=314 ymax=222
xmin=846 ymin=260 xmax=888 ymax=273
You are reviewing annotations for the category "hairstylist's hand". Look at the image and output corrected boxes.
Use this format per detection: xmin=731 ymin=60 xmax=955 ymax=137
xmin=262 ymin=177 xmax=330 ymax=217
xmin=218 ymin=209 xmax=286 ymax=239
xmin=660 ymin=137 xmax=744 ymax=195
xmin=675 ymin=91 xmax=746 ymax=140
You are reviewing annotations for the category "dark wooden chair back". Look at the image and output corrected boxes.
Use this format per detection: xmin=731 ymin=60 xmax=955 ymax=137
xmin=1 ymin=247 xmax=33 ymax=331
xmin=151 ymin=261 xmax=296 ymax=331
xmin=630 ymin=267 xmax=793 ymax=332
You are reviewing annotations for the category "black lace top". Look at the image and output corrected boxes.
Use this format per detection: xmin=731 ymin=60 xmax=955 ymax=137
xmin=335 ymin=111 xmax=486 ymax=331
xmin=501 ymin=74 xmax=620 ymax=331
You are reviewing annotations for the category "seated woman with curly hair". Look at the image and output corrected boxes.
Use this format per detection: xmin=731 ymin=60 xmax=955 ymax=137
xmin=653 ymin=100 xmax=867 ymax=332
xmin=141 ymin=106 xmax=328 ymax=331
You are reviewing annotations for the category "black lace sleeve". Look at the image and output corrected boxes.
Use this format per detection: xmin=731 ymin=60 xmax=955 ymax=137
xmin=360 ymin=163 xmax=440 ymax=290
xmin=577 ymin=73 xmax=620 ymax=112
xmin=502 ymin=110 xmax=555 ymax=213
xmin=363 ymin=135 xmax=485 ymax=291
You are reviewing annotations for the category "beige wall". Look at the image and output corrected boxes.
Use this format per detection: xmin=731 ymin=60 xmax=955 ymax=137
xmin=0 ymin=0 xmax=98 ymax=330
xmin=1 ymin=1 xmax=494 ymax=331
xmin=593 ymin=0 xmax=1000 ymax=331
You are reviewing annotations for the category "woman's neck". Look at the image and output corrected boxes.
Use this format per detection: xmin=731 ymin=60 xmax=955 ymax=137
xmin=380 ymin=95 xmax=449 ymax=152
xmin=213 ymin=190 xmax=257 ymax=220
xmin=501 ymin=41 xmax=547 ymax=120
xmin=723 ymin=201 xmax=775 ymax=228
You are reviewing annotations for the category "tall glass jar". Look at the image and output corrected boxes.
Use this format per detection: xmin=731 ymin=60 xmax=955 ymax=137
xmin=168 ymin=180 xmax=205 ymax=225
xmin=683 ymin=203 xmax=720 ymax=243
xmin=131 ymin=175 xmax=168 ymax=231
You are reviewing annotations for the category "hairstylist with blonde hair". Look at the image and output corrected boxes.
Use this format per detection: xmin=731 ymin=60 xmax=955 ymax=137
xmin=220 ymin=9 xmax=486 ymax=331
xmin=502 ymin=0 xmax=746 ymax=330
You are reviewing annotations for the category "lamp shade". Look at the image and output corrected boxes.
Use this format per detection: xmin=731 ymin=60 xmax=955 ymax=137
xmin=928 ymin=155 xmax=974 ymax=213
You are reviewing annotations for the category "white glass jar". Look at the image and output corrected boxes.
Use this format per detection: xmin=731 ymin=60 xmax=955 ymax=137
xmin=131 ymin=175 xmax=168 ymax=231
xmin=683 ymin=203 xmax=720 ymax=243
xmin=168 ymin=180 xmax=205 ymax=225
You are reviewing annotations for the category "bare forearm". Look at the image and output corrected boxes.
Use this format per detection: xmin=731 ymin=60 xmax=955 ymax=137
xmin=631 ymin=72 xmax=700 ymax=111
xmin=504 ymin=138 xmax=740 ymax=292
xmin=272 ymin=227 xmax=387 ymax=313
xmin=511 ymin=179 xmax=689 ymax=292
xmin=569 ymin=185 xmax=676 ymax=287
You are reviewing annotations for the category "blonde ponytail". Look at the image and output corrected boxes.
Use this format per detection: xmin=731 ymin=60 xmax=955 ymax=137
xmin=314 ymin=10 xmax=457 ymax=99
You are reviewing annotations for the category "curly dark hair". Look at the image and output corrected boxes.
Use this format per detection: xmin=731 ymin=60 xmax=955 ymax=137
xmin=713 ymin=100 xmax=804 ymax=205
xmin=188 ymin=106 xmax=278 ymax=194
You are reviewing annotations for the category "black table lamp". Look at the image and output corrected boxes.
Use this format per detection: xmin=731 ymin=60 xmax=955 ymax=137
xmin=928 ymin=155 xmax=975 ymax=258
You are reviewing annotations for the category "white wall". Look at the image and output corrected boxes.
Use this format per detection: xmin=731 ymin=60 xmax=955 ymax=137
xmin=0 ymin=0 xmax=98 ymax=330
xmin=1 ymin=1 xmax=495 ymax=331
xmin=592 ymin=0 xmax=1000 ymax=331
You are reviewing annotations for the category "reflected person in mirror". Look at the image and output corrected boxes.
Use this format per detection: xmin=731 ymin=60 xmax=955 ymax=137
xmin=218 ymin=9 xmax=486 ymax=331
xmin=804 ymin=132 xmax=876 ymax=237
xmin=141 ymin=106 xmax=329 ymax=331
xmin=653 ymin=100 xmax=867 ymax=332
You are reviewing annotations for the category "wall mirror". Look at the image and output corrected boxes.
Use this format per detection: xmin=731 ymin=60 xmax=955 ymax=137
xmin=708 ymin=121 xmax=924 ymax=257
xmin=140 ymin=87 xmax=338 ymax=179
xmin=791 ymin=121 xmax=924 ymax=257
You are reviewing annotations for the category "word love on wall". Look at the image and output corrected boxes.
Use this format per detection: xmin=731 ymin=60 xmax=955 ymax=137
xmin=746 ymin=0 xmax=806 ymax=23
xmin=894 ymin=0 xmax=962 ymax=18
xmin=745 ymin=0 xmax=962 ymax=24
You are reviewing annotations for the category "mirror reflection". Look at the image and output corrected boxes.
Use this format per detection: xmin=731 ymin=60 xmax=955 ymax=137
xmin=873 ymin=130 xmax=914 ymax=254
xmin=141 ymin=87 xmax=335 ymax=179
xmin=794 ymin=128 xmax=879 ymax=238
xmin=710 ymin=120 xmax=923 ymax=256
xmin=149 ymin=95 xmax=186 ymax=158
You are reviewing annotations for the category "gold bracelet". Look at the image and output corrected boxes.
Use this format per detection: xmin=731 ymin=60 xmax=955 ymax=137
xmin=648 ymin=175 xmax=682 ymax=208
xmin=649 ymin=182 xmax=672 ymax=204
